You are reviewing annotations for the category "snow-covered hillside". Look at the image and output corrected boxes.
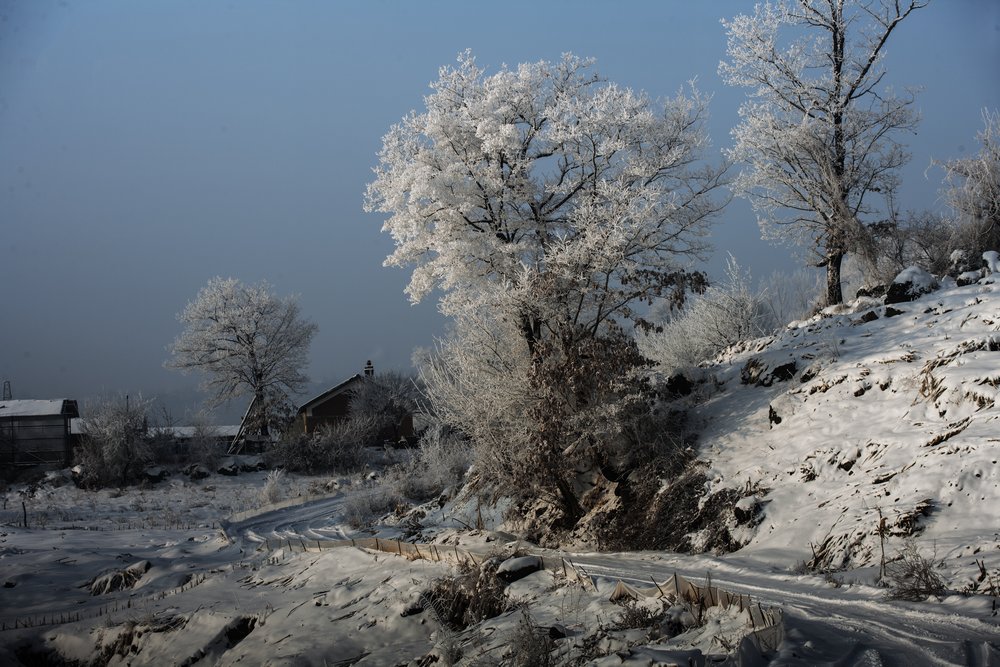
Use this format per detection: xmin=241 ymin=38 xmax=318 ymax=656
xmin=694 ymin=276 xmax=1000 ymax=584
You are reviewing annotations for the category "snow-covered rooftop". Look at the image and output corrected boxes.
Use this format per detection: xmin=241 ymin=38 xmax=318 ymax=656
xmin=0 ymin=399 xmax=77 ymax=418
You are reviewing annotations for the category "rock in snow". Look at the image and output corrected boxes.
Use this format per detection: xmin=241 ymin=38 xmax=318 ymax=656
xmin=886 ymin=266 xmax=938 ymax=303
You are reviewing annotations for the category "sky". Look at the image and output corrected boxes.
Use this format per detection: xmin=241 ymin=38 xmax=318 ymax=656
xmin=1 ymin=0 xmax=998 ymax=422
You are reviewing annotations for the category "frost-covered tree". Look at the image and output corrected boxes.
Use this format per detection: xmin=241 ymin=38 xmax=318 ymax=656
xmin=942 ymin=110 xmax=1000 ymax=260
xmin=365 ymin=51 xmax=727 ymax=354
xmin=366 ymin=52 xmax=727 ymax=521
xmin=720 ymin=0 xmax=926 ymax=305
xmin=167 ymin=277 xmax=317 ymax=436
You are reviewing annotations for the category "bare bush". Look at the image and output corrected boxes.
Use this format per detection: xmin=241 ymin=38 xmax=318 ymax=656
xmin=864 ymin=210 xmax=954 ymax=284
xmin=760 ymin=268 xmax=823 ymax=326
xmin=639 ymin=256 xmax=779 ymax=374
xmin=187 ymin=414 xmax=227 ymax=468
xmin=267 ymin=416 xmax=375 ymax=473
xmin=510 ymin=607 xmax=554 ymax=667
xmin=423 ymin=560 xmax=509 ymax=631
xmin=344 ymin=486 xmax=404 ymax=529
xmin=386 ymin=424 xmax=471 ymax=502
xmin=258 ymin=469 xmax=286 ymax=506
xmin=883 ymin=541 xmax=946 ymax=601
xmin=612 ymin=598 xmax=668 ymax=631
xmin=76 ymin=395 xmax=153 ymax=489
xmin=145 ymin=406 xmax=181 ymax=465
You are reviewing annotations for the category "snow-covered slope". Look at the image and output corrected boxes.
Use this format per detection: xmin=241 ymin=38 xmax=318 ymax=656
xmin=694 ymin=277 xmax=1000 ymax=584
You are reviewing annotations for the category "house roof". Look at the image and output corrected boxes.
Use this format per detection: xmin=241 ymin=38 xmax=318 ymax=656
xmin=0 ymin=399 xmax=79 ymax=419
xmin=297 ymin=374 xmax=363 ymax=415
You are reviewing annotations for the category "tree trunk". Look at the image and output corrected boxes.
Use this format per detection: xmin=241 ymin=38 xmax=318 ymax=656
xmin=826 ymin=249 xmax=845 ymax=306
xmin=520 ymin=313 xmax=542 ymax=358
xmin=555 ymin=476 xmax=584 ymax=528
xmin=255 ymin=389 xmax=270 ymax=438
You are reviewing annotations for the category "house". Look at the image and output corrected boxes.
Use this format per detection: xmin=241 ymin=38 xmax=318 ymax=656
xmin=0 ymin=399 xmax=80 ymax=468
xmin=296 ymin=374 xmax=365 ymax=434
xmin=296 ymin=361 xmax=416 ymax=443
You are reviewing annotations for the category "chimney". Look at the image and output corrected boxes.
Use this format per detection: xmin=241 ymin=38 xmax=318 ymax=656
xmin=364 ymin=360 xmax=374 ymax=377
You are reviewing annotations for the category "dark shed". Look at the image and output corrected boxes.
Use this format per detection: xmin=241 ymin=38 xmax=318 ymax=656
xmin=0 ymin=399 xmax=80 ymax=467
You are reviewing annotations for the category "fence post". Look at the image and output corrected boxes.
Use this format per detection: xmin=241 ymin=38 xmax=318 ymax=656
xmin=650 ymin=577 xmax=666 ymax=598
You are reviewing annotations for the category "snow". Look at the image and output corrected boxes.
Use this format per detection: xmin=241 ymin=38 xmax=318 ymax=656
xmin=0 ymin=400 xmax=72 ymax=418
xmin=3 ymin=280 xmax=1000 ymax=664
xmin=696 ymin=281 xmax=1000 ymax=586
xmin=984 ymin=251 xmax=1000 ymax=274
xmin=892 ymin=265 xmax=936 ymax=288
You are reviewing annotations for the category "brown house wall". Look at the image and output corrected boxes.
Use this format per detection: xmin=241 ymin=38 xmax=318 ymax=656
xmin=309 ymin=393 xmax=352 ymax=418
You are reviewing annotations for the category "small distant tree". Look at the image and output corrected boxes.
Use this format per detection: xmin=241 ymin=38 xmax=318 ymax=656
xmin=942 ymin=109 xmax=1000 ymax=260
xmin=166 ymin=278 xmax=317 ymax=437
xmin=720 ymin=0 xmax=927 ymax=305
xmin=76 ymin=395 xmax=152 ymax=488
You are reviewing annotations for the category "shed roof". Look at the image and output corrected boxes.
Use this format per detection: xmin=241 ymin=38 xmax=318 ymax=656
xmin=0 ymin=399 xmax=79 ymax=419
xmin=297 ymin=374 xmax=363 ymax=415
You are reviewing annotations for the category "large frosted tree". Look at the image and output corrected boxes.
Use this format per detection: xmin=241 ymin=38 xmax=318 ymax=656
xmin=720 ymin=0 xmax=926 ymax=305
xmin=167 ymin=277 xmax=317 ymax=436
xmin=365 ymin=52 xmax=727 ymax=520
xmin=366 ymin=51 xmax=726 ymax=354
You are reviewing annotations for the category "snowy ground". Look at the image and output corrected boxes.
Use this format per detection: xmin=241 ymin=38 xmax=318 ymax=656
xmin=1 ymin=468 xmax=997 ymax=665
xmin=0 ymin=474 xmax=771 ymax=665
xmin=2 ymin=278 xmax=1000 ymax=665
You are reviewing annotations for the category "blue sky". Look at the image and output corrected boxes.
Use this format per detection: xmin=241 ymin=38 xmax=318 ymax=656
xmin=1 ymin=1 xmax=997 ymax=421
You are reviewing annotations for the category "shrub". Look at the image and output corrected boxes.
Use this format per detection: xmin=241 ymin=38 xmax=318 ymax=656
xmin=343 ymin=486 xmax=404 ymax=529
xmin=883 ymin=541 xmax=946 ymax=601
xmin=258 ymin=469 xmax=286 ymax=506
xmin=385 ymin=424 xmax=471 ymax=502
xmin=612 ymin=598 xmax=668 ymax=631
xmin=266 ymin=417 xmax=374 ymax=473
xmin=759 ymin=268 xmax=823 ymax=326
xmin=942 ymin=110 xmax=1000 ymax=263
xmin=423 ymin=560 xmax=509 ymax=631
xmin=510 ymin=607 xmax=554 ymax=666
xmin=419 ymin=310 xmax=653 ymax=527
xmin=75 ymin=395 xmax=153 ymax=489
xmin=638 ymin=256 xmax=779 ymax=374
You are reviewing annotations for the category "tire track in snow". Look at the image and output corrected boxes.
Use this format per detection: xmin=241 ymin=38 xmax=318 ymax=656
xmin=576 ymin=557 xmax=999 ymax=666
